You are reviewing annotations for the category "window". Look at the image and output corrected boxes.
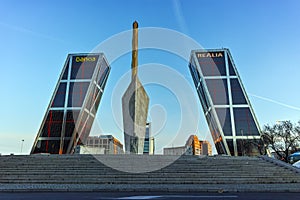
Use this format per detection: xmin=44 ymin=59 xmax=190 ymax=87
xmin=215 ymin=108 xmax=232 ymax=136
xmin=206 ymin=79 xmax=229 ymax=105
xmin=198 ymin=81 xmax=210 ymax=112
xmin=96 ymin=60 xmax=110 ymax=88
xmin=85 ymin=84 xmax=100 ymax=111
xmin=41 ymin=110 xmax=64 ymax=137
xmin=70 ymin=55 xmax=99 ymax=79
xmin=189 ymin=60 xmax=200 ymax=86
xmin=80 ymin=116 xmax=94 ymax=144
xmin=228 ymin=55 xmax=236 ymax=76
xmin=52 ymin=83 xmax=67 ymax=108
xmin=234 ymin=108 xmax=260 ymax=136
xmin=61 ymin=59 xmax=70 ymax=80
xmin=68 ymin=82 xmax=90 ymax=107
xmin=33 ymin=140 xmax=60 ymax=154
xmin=226 ymin=139 xmax=234 ymax=156
xmin=64 ymin=110 xmax=80 ymax=137
xmin=230 ymin=79 xmax=247 ymax=104
xmin=197 ymin=54 xmax=226 ymax=76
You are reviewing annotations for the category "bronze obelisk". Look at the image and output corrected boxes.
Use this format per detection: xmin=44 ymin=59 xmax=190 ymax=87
xmin=122 ymin=21 xmax=149 ymax=154
xmin=131 ymin=21 xmax=138 ymax=79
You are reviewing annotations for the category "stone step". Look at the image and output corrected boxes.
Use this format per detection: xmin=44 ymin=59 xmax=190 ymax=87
xmin=0 ymin=170 xmax=294 ymax=176
xmin=0 ymin=179 xmax=298 ymax=184
xmin=0 ymin=174 xmax=296 ymax=179
xmin=0 ymin=165 xmax=269 ymax=168
xmin=2 ymin=183 xmax=300 ymax=192
xmin=0 ymin=170 xmax=295 ymax=175
xmin=0 ymin=155 xmax=299 ymax=192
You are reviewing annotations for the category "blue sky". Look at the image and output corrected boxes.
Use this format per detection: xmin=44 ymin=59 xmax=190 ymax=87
xmin=0 ymin=0 xmax=300 ymax=155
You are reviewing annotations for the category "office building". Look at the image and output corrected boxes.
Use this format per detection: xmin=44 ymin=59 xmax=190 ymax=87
xmin=185 ymin=135 xmax=201 ymax=155
xmin=164 ymin=135 xmax=212 ymax=156
xmin=189 ymin=49 xmax=261 ymax=156
xmin=31 ymin=53 xmax=110 ymax=154
xmin=143 ymin=122 xmax=155 ymax=155
xmin=185 ymin=135 xmax=212 ymax=156
xmin=200 ymin=140 xmax=212 ymax=155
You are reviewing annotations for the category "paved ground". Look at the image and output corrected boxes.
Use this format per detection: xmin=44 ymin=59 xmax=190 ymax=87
xmin=0 ymin=192 xmax=299 ymax=200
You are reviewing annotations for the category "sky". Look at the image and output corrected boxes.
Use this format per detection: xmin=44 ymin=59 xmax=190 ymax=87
xmin=0 ymin=0 xmax=300 ymax=155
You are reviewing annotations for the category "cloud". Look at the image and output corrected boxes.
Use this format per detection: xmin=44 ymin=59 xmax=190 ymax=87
xmin=249 ymin=93 xmax=300 ymax=111
xmin=0 ymin=21 xmax=65 ymax=43
xmin=173 ymin=0 xmax=189 ymax=34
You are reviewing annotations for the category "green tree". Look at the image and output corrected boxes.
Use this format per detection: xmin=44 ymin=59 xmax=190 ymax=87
xmin=262 ymin=120 xmax=300 ymax=162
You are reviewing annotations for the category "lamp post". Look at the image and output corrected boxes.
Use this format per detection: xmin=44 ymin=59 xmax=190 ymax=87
xmin=20 ymin=139 xmax=24 ymax=154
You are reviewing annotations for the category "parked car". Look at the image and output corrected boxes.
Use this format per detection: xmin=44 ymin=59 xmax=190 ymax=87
xmin=292 ymin=160 xmax=300 ymax=168
xmin=288 ymin=152 xmax=300 ymax=164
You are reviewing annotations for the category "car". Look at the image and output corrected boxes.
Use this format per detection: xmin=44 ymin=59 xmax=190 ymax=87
xmin=288 ymin=152 xmax=300 ymax=164
xmin=292 ymin=160 xmax=300 ymax=168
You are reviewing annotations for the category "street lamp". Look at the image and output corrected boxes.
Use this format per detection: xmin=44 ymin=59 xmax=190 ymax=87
xmin=20 ymin=139 xmax=24 ymax=154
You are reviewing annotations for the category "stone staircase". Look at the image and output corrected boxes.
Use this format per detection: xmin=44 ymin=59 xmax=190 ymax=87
xmin=0 ymin=154 xmax=299 ymax=192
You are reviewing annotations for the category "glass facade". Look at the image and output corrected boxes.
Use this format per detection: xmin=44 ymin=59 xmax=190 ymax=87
xmin=233 ymin=108 xmax=260 ymax=136
xmin=230 ymin=79 xmax=247 ymax=104
xmin=196 ymin=52 xmax=226 ymax=76
xmin=206 ymin=79 xmax=229 ymax=105
xmin=31 ymin=53 xmax=110 ymax=154
xmin=143 ymin=122 xmax=154 ymax=155
xmin=215 ymin=108 xmax=232 ymax=136
xmin=189 ymin=49 xmax=261 ymax=156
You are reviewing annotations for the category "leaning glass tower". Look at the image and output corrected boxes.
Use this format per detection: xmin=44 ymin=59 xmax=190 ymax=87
xmin=189 ymin=49 xmax=261 ymax=156
xmin=31 ymin=53 xmax=110 ymax=154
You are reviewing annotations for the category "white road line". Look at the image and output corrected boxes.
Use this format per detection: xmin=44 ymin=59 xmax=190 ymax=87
xmin=166 ymin=195 xmax=238 ymax=198
xmin=117 ymin=196 xmax=161 ymax=199
xmin=117 ymin=195 xmax=238 ymax=199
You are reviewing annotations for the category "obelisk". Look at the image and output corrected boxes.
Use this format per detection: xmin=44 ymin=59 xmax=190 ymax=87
xmin=122 ymin=21 xmax=149 ymax=154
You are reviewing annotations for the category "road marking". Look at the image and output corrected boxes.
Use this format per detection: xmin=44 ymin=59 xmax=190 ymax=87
xmin=117 ymin=195 xmax=238 ymax=199
xmin=118 ymin=196 xmax=161 ymax=199
xmin=166 ymin=195 xmax=238 ymax=198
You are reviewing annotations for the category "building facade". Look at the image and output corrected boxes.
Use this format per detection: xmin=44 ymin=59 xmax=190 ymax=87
xmin=200 ymin=140 xmax=212 ymax=156
xmin=189 ymin=49 xmax=262 ymax=156
xmin=185 ymin=135 xmax=212 ymax=156
xmin=185 ymin=135 xmax=201 ymax=155
xmin=75 ymin=145 xmax=105 ymax=155
xmin=84 ymin=135 xmax=124 ymax=154
xmin=163 ymin=146 xmax=186 ymax=155
xmin=164 ymin=135 xmax=212 ymax=156
xmin=31 ymin=53 xmax=110 ymax=154
xmin=143 ymin=122 xmax=155 ymax=155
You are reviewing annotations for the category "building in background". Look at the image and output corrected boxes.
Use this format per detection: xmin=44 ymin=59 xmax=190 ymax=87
xmin=75 ymin=145 xmax=105 ymax=155
xmin=185 ymin=135 xmax=212 ymax=156
xmin=200 ymin=140 xmax=212 ymax=155
xmin=189 ymin=49 xmax=262 ymax=156
xmin=31 ymin=53 xmax=110 ymax=154
xmin=163 ymin=146 xmax=186 ymax=156
xmin=185 ymin=135 xmax=201 ymax=155
xmin=163 ymin=135 xmax=212 ymax=156
xmin=83 ymin=135 xmax=124 ymax=154
xmin=143 ymin=122 xmax=155 ymax=155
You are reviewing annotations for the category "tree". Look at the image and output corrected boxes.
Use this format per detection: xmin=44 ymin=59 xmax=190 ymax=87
xmin=243 ymin=136 xmax=266 ymax=156
xmin=262 ymin=120 xmax=300 ymax=162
